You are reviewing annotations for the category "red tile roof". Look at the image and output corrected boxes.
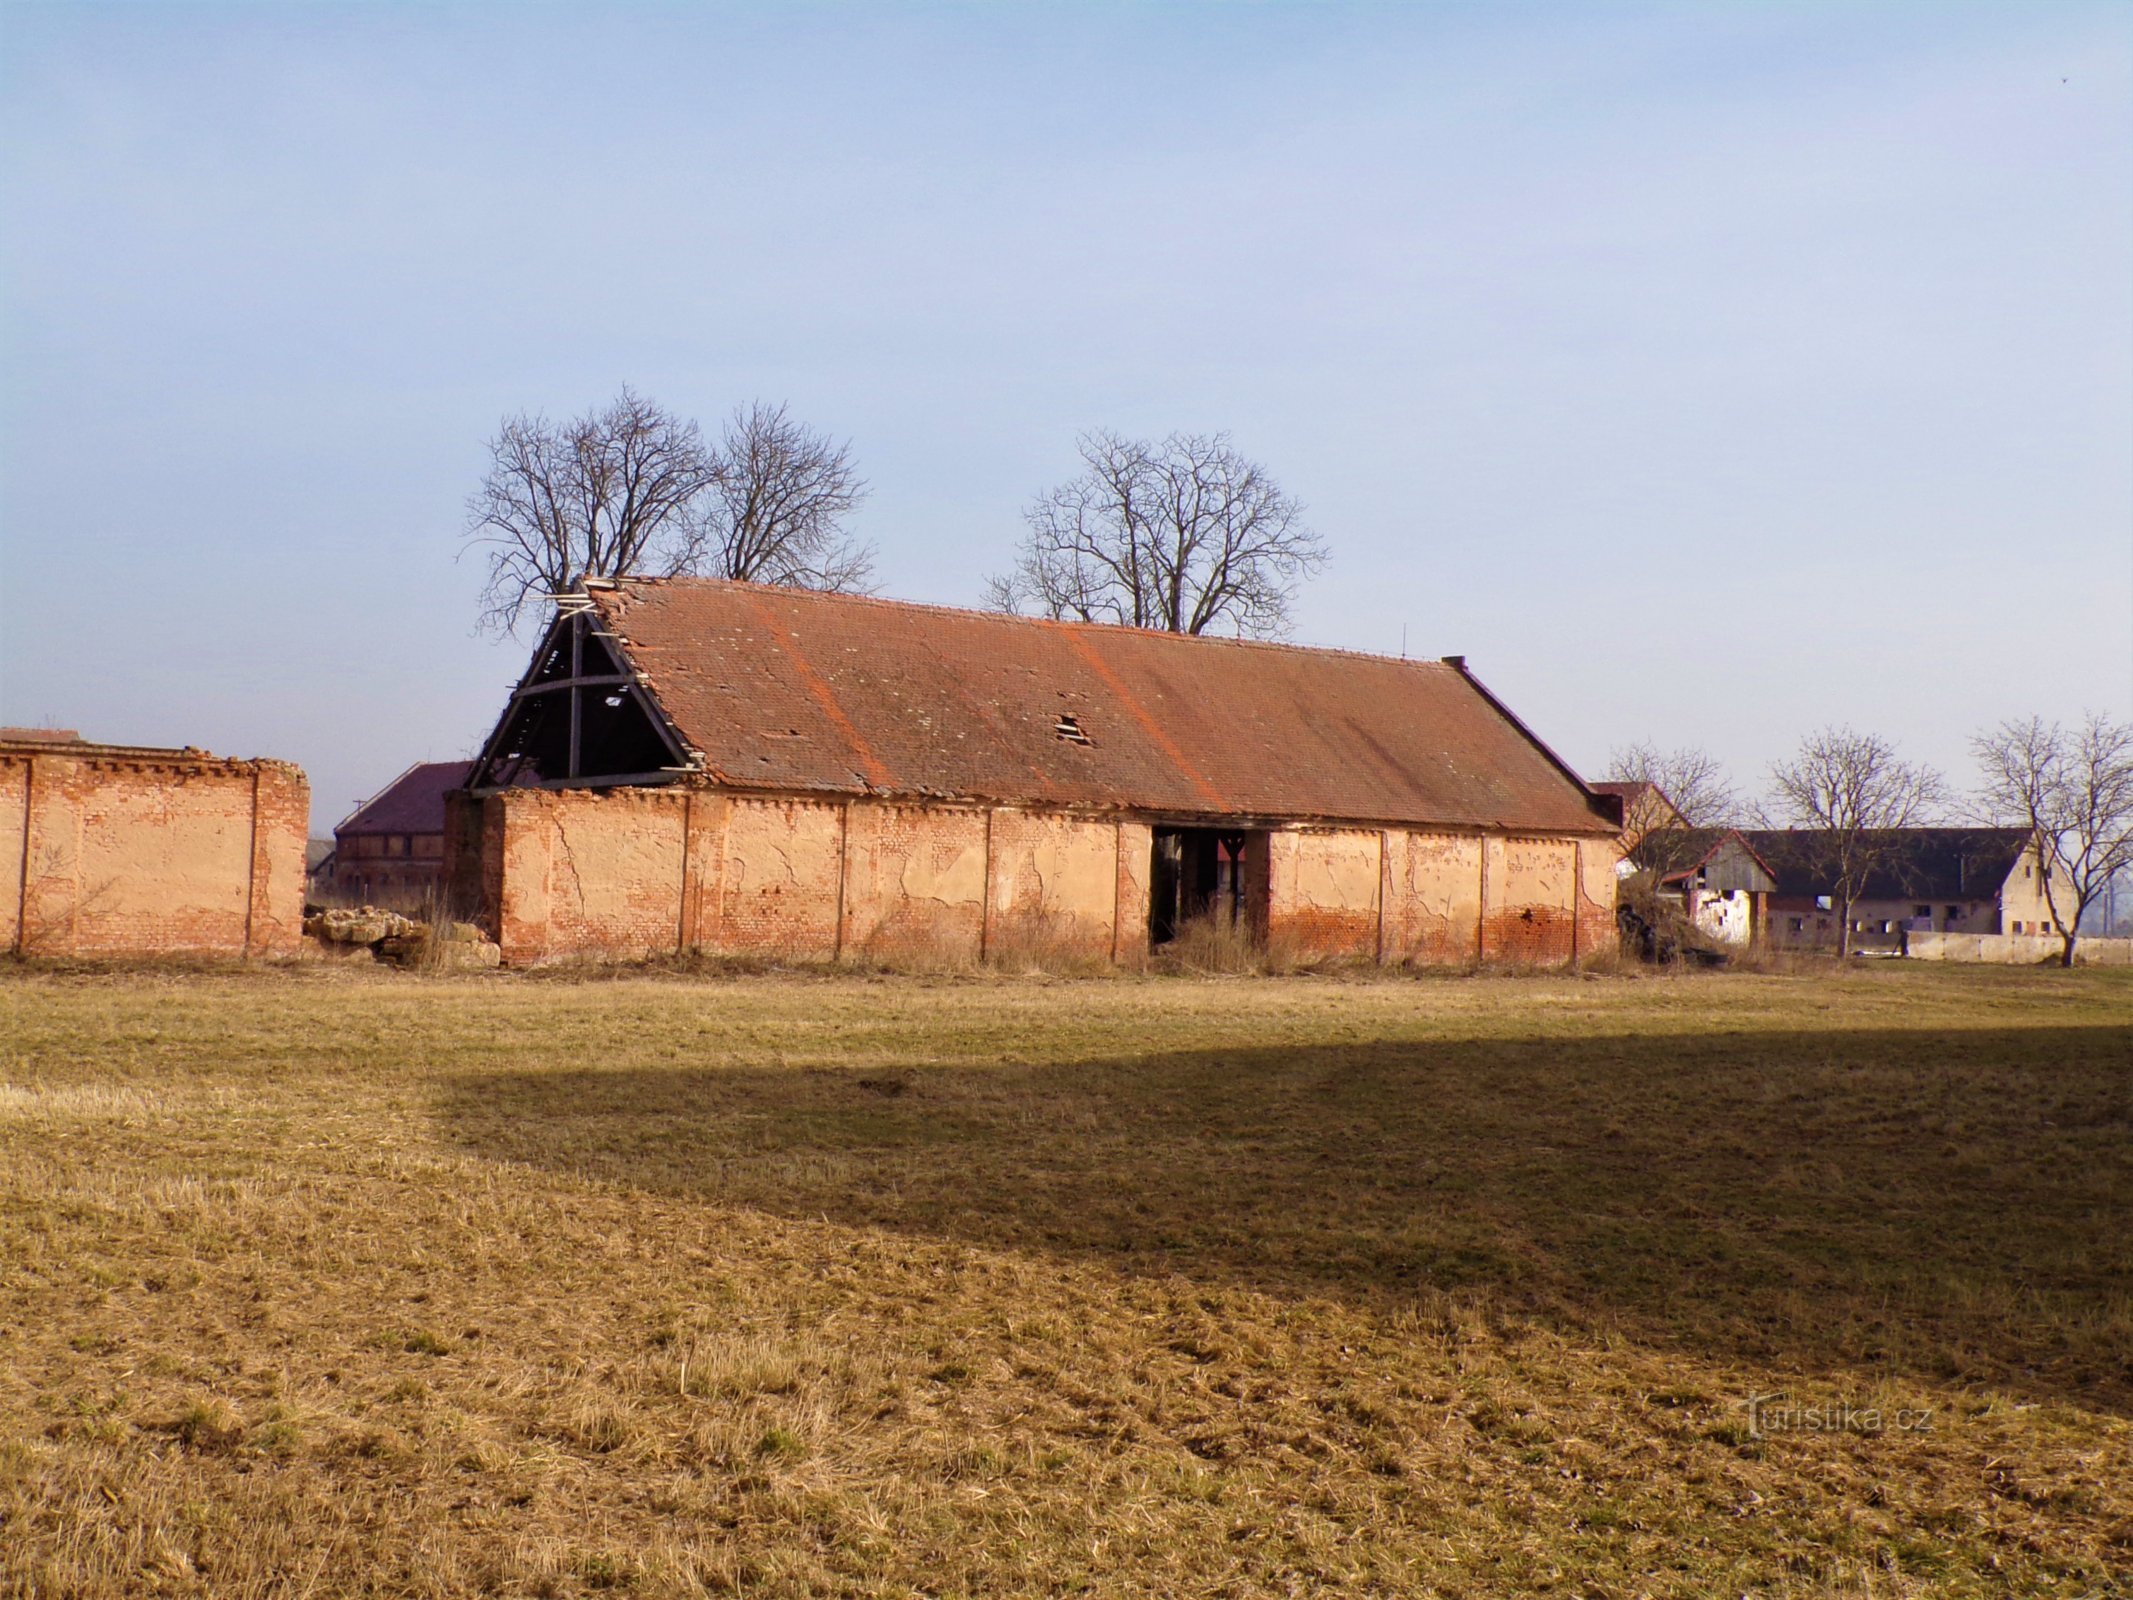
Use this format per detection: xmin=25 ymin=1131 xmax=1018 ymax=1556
xmin=586 ymin=579 xmax=1615 ymax=836
xmin=337 ymin=760 xmax=477 ymax=837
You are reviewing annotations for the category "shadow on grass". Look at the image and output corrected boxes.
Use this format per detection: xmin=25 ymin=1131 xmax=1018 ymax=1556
xmin=437 ymin=1024 xmax=2133 ymax=1413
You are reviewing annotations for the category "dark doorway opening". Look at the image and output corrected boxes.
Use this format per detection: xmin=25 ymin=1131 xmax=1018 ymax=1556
xmin=1150 ymin=827 xmax=1268 ymax=946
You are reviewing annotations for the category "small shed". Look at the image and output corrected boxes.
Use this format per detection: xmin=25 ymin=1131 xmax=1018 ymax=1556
xmin=1634 ymin=828 xmax=1778 ymax=946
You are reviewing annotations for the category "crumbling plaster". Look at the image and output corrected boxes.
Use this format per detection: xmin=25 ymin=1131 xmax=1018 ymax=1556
xmin=462 ymin=785 xmax=1616 ymax=969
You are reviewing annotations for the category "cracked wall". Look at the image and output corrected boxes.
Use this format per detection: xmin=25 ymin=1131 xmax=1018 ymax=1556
xmin=469 ymin=786 xmax=1614 ymax=968
xmin=477 ymin=789 xmax=1153 ymax=966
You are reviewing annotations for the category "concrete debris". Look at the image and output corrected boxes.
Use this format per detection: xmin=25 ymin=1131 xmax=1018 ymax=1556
xmin=376 ymin=925 xmax=504 ymax=970
xmin=305 ymin=907 xmax=422 ymax=946
xmin=300 ymin=907 xmax=499 ymax=970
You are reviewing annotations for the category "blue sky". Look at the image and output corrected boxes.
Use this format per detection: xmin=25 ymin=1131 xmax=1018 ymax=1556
xmin=3 ymin=1 xmax=2128 ymax=829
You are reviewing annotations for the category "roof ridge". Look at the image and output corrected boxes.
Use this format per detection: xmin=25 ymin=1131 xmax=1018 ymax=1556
xmin=597 ymin=575 xmax=1463 ymax=674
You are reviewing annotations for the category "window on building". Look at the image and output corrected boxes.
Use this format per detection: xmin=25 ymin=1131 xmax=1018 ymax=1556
xmin=1913 ymin=905 xmax=1930 ymax=919
xmin=2012 ymin=921 xmax=2025 ymax=933
xmin=1788 ymin=917 xmax=1804 ymax=933
xmin=1944 ymin=906 xmax=1959 ymax=922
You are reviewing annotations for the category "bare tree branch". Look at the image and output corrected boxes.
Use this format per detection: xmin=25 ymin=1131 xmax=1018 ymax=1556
xmin=701 ymin=402 xmax=873 ymax=592
xmin=989 ymin=430 xmax=1325 ymax=638
xmin=1761 ymin=727 xmax=1946 ymax=957
xmin=1972 ymin=712 xmax=2133 ymax=966
xmin=463 ymin=392 xmax=874 ymax=633
xmin=463 ymin=387 xmax=715 ymax=635
xmin=1605 ymin=742 xmax=1738 ymax=879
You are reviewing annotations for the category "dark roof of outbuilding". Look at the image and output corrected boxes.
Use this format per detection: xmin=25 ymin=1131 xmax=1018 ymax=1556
xmin=584 ymin=578 xmax=1617 ymax=835
xmin=1734 ymin=828 xmax=2033 ymax=901
xmin=337 ymin=760 xmax=476 ymax=837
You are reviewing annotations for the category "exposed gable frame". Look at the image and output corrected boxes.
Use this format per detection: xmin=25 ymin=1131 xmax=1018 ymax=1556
xmin=468 ymin=606 xmax=697 ymax=791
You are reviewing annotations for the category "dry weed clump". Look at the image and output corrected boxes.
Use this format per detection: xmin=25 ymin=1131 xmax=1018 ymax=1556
xmin=1 ymin=962 xmax=2128 ymax=1597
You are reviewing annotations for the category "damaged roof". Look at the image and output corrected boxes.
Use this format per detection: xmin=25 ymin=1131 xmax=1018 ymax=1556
xmin=570 ymin=578 xmax=1615 ymax=835
xmin=1632 ymin=827 xmax=1779 ymax=885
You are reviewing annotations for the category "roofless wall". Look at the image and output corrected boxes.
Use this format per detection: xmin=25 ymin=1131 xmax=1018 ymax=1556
xmin=1 ymin=738 xmax=308 ymax=958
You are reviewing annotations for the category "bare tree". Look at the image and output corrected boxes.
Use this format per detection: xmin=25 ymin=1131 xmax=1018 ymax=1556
xmin=1763 ymin=728 xmax=1945 ymax=956
xmin=1604 ymin=742 xmax=1739 ymax=880
xmin=985 ymin=430 xmax=1325 ymax=638
xmin=1972 ymin=713 xmax=2133 ymax=967
xmin=700 ymin=402 xmax=873 ymax=591
xmin=464 ymin=387 xmax=716 ymax=634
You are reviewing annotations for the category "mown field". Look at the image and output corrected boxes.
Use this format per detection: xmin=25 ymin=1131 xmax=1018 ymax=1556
xmin=1 ymin=961 xmax=2128 ymax=1597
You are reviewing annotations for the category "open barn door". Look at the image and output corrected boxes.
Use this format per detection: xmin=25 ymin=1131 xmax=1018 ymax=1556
xmin=1150 ymin=827 xmax=1268 ymax=947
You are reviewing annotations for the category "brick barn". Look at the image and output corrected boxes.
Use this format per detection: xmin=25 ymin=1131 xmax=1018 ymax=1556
xmin=447 ymin=579 xmax=1622 ymax=967
xmin=2 ymin=729 xmax=308 ymax=958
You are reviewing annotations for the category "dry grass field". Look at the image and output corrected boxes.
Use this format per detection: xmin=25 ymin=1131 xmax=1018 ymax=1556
xmin=1 ymin=961 xmax=2129 ymax=1598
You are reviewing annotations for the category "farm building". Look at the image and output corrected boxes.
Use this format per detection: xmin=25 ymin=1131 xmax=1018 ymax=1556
xmin=447 ymin=579 xmax=1625 ymax=966
xmin=1629 ymin=827 xmax=1779 ymax=946
xmin=2 ymin=729 xmax=308 ymax=958
xmin=315 ymin=759 xmax=476 ymax=906
xmin=1746 ymin=827 xmax=2069 ymax=950
xmin=1591 ymin=779 xmax=1684 ymax=851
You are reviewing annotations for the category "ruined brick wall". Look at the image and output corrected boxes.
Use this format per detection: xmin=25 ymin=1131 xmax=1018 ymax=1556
xmin=1483 ymin=836 xmax=1577 ymax=964
xmin=840 ymin=802 xmax=986 ymax=960
xmin=463 ymin=783 xmax=1616 ymax=968
xmin=1 ymin=748 xmax=307 ymax=957
xmin=1575 ymin=837 xmax=1621 ymax=958
xmin=1112 ymin=822 xmax=1152 ymax=964
xmin=472 ymin=788 xmax=1145 ymax=966
xmin=485 ymin=786 xmax=690 ymax=963
xmin=716 ymin=796 xmax=845 ymax=959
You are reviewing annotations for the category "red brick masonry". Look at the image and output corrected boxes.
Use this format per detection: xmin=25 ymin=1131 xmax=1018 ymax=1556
xmin=1 ymin=737 xmax=308 ymax=957
xmin=451 ymin=786 xmax=1619 ymax=967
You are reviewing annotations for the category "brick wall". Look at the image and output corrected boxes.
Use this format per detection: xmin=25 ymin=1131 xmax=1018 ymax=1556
xmin=459 ymin=783 xmax=1617 ymax=969
xmin=0 ymin=747 xmax=307 ymax=957
xmin=1269 ymin=826 xmax=1621 ymax=966
xmin=1389 ymin=831 xmax=1483 ymax=965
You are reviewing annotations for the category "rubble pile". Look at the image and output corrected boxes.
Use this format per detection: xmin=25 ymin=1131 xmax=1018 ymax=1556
xmin=302 ymin=908 xmax=502 ymax=970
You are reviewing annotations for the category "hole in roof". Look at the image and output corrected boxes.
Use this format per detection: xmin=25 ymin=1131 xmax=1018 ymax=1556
xmin=1054 ymin=715 xmax=1092 ymax=746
